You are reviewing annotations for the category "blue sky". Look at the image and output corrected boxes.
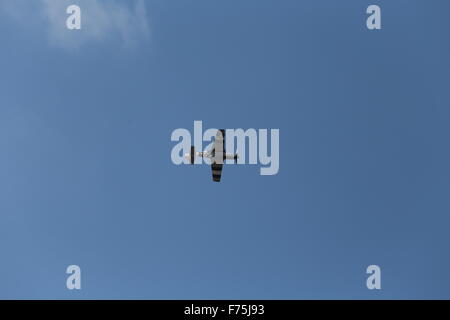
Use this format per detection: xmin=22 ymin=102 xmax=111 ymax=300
xmin=1 ymin=0 xmax=450 ymax=299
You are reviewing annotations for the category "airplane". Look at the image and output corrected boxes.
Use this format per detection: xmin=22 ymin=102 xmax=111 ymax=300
xmin=185 ymin=129 xmax=238 ymax=182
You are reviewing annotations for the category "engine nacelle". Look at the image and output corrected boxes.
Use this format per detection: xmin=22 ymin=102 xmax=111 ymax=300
xmin=225 ymin=153 xmax=239 ymax=164
xmin=184 ymin=146 xmax=196 ymax=164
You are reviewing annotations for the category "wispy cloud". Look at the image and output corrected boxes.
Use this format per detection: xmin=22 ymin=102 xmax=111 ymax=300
xmin=1 ymin=0 xmax=150 ymax=50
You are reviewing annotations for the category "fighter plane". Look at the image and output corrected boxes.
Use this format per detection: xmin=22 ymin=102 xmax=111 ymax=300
xmin=185 ymin=129 xmax=238 ymax=182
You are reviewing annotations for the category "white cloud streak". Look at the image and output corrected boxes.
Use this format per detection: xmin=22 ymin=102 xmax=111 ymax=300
xmin=1 ymin=0 xmax=150 ymax=50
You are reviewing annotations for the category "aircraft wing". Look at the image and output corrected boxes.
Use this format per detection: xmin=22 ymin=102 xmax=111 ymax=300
xmin=214 ymin=129 xmax=226 ymax=152
xmin=211 ymin=162 xmax=223 ymax=182
xmin=210 ymin=129 xmax=226 ymax=182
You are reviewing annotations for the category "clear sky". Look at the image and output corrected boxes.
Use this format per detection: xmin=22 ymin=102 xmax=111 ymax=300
xmin=1 ymin=0 xmax=450 ymax=299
